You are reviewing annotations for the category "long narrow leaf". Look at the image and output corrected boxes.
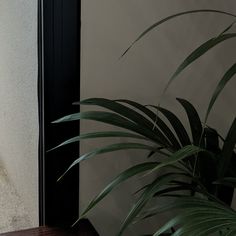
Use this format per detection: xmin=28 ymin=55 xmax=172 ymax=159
xmin=116 ymin=99 xmax=181 ymax=150
xmin=153 ymin=214 xmax=182 ymax=236
xmin=48 ymin=131 xmax=148 ymax=152
xmin=138 ymin=196 xmax=233 ymax=226
xmin=162 ymin=33 xmax=236 ymax=95
xmin=76 ymin=162 xmax=158 ymax=225
xmin=117 ymin=173 xmax=179 ymax=236
xmin=134 ymin=165 xmax=193 ymax=196
xmin=146 ymin=145 xmax=204 ymax=176
xmin=153 ymin=197 xmax=236 ymax=236
xmin=75 ymin=98 xmax=172 ymax=148
xmin=218 ymin=20 xmax=236 ymax=36
xmin=155 ymin=185 xmax=196 ymax=198
xmin=172 ymin=216 xmax=236 ymax=236
xmin=77 ymin=98 xmax=156 ymax=130
xmin=52 ymin=111 xmax=166 ymax=146
xmin=205 ymin=63 xmax=236 ymax=123
xmin=146 ymin=105 xmax=191 ymax=147
xmin=156 ymin=197 xmax=233 ymax=214
xmin=79 ymin=98 xmax=174 ymax=148
xmin=176 ymin=98 xmax=203 ymax=146
xmin=58 ymin=142 xmax=156 ymax=181
xmin=136 ymin=184 xmax=207 ymax=223
xmin=122 ymin=10 xmax=236 ymax=57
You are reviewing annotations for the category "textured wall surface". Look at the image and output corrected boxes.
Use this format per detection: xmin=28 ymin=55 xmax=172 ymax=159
xmin=0 ymin=162 xmax=32 ymax=233
xmin=81 ymin=1 xmax=236 ymax=235
xmin=0 ymin=0 xmax=38 ymax=227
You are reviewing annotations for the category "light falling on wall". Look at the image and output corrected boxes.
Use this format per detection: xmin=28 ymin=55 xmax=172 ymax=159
xmin=0 ymin=0 xmax=38 ymax=228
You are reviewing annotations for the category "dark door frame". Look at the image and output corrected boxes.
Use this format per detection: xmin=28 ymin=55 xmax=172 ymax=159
xmin=38 ymin=0 xmax=81 ymax=227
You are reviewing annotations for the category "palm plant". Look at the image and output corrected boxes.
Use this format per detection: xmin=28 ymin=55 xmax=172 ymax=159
xmin=52 ymin=9 xmax=236 ymax=236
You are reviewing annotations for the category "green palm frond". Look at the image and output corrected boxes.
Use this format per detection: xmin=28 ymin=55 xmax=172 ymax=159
xmin=115 ymin=99 xmax=181 ymax=150
xmin=204 ymin=63 xmax=236 ymax=123
xmin=153 ymin=197 xmax=236 ymax=236
xmin=146 ymin=105 xmax=191 ymax=147
xmin=51 ymin=7 xmax=236 ymax=236
xmin=57 ymin=142 xmax=157 ymax=181
xmin=162 ymin=33 xmax=236 ymax=96
xmin=73 ymin=161 xmax=159 ymax=226
xmin=53 ymin=110 xmax=169 ymax=147
xmin=176 ymin=98 xmax=203 ymax=147
xmin=117 ymin=173 xmax=182 ymax=236
xmin=77 ymin=98 xmax=180 ymax=150
xmin=122 ymin=10 xmax=236 ymax=57
xmin=48 ymin=131 xmax=148 ymax=152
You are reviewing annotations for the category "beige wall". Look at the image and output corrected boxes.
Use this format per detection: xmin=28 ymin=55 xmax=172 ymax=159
xmin=81 ymin=1 xmax=236 ymax=235
xmin=0 ymin=0 xmax=38 ymax=226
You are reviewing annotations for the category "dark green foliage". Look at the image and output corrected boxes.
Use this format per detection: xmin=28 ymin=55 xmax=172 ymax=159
xmin=52 ymin=9 xmax=236 ymax=236
xmin=53 ymin=97 xmax=236 ymax=235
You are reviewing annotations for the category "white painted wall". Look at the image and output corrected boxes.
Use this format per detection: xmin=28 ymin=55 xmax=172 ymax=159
xmin=81 ymin=1 xmax=236 ymax=235
xmin=0 ymin=0 xmax=38 ymax=227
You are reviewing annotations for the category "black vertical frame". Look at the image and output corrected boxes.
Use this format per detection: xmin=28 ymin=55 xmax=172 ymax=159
xmin=38 ymin=0 xmax=81 ymax=227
